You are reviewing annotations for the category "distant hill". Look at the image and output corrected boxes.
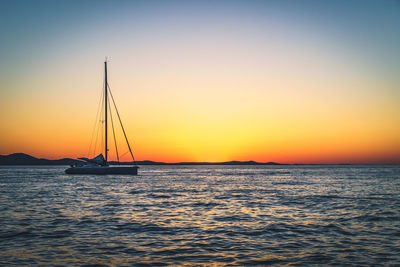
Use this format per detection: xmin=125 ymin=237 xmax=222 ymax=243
xmin=0 ymin=153 xmax=83 ymax=165
xmin=0 ymin=153 xmax=282 ymax=165
xmin=126 ymin=161 xmax=282 ymax=165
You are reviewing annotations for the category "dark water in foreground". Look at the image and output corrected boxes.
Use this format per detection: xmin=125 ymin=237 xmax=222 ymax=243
xmin=0 ymin=165 xmax=399 ymax=266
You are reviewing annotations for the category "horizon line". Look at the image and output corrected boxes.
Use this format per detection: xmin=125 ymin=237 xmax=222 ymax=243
xmin=1 ymin=152 xmax=399 ymax=165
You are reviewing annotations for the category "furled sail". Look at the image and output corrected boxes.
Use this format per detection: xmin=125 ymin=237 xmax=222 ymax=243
xmin=78 ymin=154 xmax=106 ymax=165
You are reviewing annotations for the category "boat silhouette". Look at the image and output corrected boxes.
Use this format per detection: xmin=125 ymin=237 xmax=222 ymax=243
xmin=65 ymin=60 xmax=138 ymax=175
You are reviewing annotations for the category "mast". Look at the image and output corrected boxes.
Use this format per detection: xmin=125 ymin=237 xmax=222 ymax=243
xmin=104 ymin=60 xmax=108 ymax=164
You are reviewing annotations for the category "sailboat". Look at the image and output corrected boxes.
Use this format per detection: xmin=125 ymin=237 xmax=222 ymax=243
xmin=65 ymin=61 xmax=139 ymax=175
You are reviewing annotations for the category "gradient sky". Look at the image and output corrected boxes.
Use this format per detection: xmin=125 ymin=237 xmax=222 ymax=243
xmin=1 ymin=0 xmax=399 ymax=163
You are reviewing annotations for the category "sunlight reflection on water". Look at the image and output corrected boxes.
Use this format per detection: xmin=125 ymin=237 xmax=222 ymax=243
xmin=0 ymin=165 xmax=399 ymax=265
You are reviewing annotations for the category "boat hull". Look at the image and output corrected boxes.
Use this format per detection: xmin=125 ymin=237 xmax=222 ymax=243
xmin=65 ymin=166 xmax=138 ymax=175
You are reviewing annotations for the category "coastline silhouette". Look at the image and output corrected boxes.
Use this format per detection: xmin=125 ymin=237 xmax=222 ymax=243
xmin=0 ymin=153 xmax=282 ymax=166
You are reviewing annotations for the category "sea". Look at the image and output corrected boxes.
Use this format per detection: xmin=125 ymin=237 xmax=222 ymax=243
xmin=0 ymin=165 xmax=399 ymax=266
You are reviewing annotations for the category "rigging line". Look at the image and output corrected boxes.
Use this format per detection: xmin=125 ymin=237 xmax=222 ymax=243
xmin=92 ymin=87 xmax=105 ymax=157
xmin=87 ymin=88 xmax=104 ymax=158
xmin=100 ymin=86 xmax=105 ymax=158
xmin=93 ymin=119 xmax=101 ymax=157
xmin=108 ymin=96 xmax=120 ymax=162
xmin=92 ymin=74 xmax=106 ymax=157
xmin=107 ymin=84 xmax=137 ymax=165
xmin=89 ymin=69 xmax=106 ymax=158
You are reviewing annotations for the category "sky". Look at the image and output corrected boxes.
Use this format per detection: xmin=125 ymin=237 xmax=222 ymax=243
xmin=0 ymin=0 xmax=399 ymax=164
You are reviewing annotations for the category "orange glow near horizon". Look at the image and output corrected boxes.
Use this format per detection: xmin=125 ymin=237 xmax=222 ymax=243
xmin=1 ymin=81 xmax=399 ymax=164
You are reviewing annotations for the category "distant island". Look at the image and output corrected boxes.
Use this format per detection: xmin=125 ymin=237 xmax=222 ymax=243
xmin=0 ymin=153 xmax=282 ymax=166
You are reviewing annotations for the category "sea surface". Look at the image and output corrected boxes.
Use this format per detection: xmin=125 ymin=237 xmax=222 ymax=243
xmin=0 ymin=165 xmax=399 ymax=266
